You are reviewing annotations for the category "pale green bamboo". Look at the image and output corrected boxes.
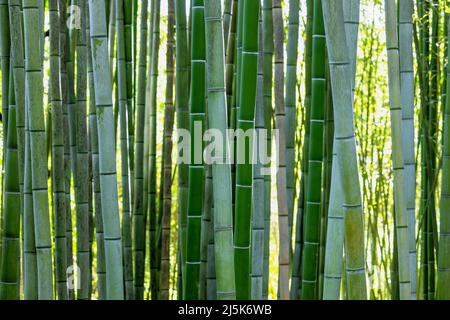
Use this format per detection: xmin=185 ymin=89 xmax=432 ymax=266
xmin=322 ymin=0 xmax=367 ymax=300
xmin=204 ymin=0 xmax=236 ymax=300
xmin=399 ymin=0 xmax=416 ymax=300
xmin=23 ymin=0 xmax=54 ymax=300
xmin=384 ymin=0 xmax=412 ymax=300
xmin=88 ymin=0 xmax=124 ymax=299
xmin=322 ymin=0 xmax=360 ymax=300
xmin=86 ymin=1 xmax=106 ymax=299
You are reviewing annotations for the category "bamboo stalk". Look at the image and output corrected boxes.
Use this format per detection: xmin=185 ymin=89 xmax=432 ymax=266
xmin=88 ymin=0 xmax=124 ymax=299
xmin=204 ymin=0 xmax=236 ymax=300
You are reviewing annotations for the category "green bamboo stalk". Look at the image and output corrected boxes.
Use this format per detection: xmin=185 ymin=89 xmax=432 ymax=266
xmin=262 ymin=0 xmax=273 ymax=300
xmin=88 ymin=0 xmax=124 ymax=299
xmin=251 ymin=14 xmax=264 ymax=300
xmin=399 ymin=0 xmax=416 ymax=300
xmin=74 ymin=0 xmax=91 ymax=300
xmin=160 ymin=0 xmax=175 ymax=300
xmin=23 ymin=0 xmax=54 ymax=300
xmin=301 ymin=0 xmax=326 ymax=300
xmin=437 ymin=4 xmax=450 ymax=300
xmin=322 ymin=0 xmax=367 ymax=300
xmin=59 ymin=0 xmax=75 ymax=300
xmin=147 ymin=0 xmax=160 ymax=300
xmin=133 ymin=0 xmax=148 ymax=300
xmin=175 ymin=0 xmax=189 ymax=292
xmin=0 ymin=0 xmax=10 ymax=148
xmin=225 ymin=0 xmax=237 ymax=122
xmin=0 ymin=72 xmax=20 ymax=299
xmin=200 ymin=166 xmax=212 ymax=300
xmin=234 ymin=0 xmax=260 ymax=300
xmin=384 ymin=0 xmax=412 ymax=300
xmin=86 ymin=1 xmax=106 ymax=299
xmin=206 ymin=212 xmax=216 ymax=300
xmin=115 ymin=0 xmax=133 ymax=300
xmin=223 ymin=0 xmax=232 ymax=51
xmin=8 ymin=0 xmax=25 ymax=216
xmin=322 ymin=0 xmax=360 ymax=300
xmin=123 ymin=0 xmax=134 ymax=197
xmin=273 ymin=0 xmax=291 ymax=301
xmin=49 ymin=0 xmax=68 ymax=300
xmin=285 ymin=0 xmax=299 ymax=238
xmin=23 ymin=99 xmax=38 ymax=299
xmin=185 ymin=0 xmax=206 ymax=300
xmin=204 ymin=0 xmax=236 ymax=300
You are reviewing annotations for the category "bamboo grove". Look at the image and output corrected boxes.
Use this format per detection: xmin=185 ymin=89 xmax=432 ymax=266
xmin=1 ymin=0 xmax=450 ymax=301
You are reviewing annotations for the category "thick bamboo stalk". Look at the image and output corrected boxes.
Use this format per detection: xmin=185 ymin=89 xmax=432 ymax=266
xmin=88 ymin=0 xmax=124 ymax=299
xmin=399 ymin=0 xmax=416 ymax=300
xmin=0 ymin=72 xmax=20 ymax=299
xmin=301 ymin=0 xmax=326 ymax=300
xmin=204 ymin=0 xmax=236 ymax=300
xmin=322 ymin=0 xmax=367 ymax=300
xmin=86 ymin=1 xmax=106 ymax=299
xmin=322 ymin=0 xmax=360 ymax=300
xmin=23 ymin=0 xmax=54 ymax=299
xmin=8 ymin=0 xmax=25 ymax=214
xmin=234 ymin=0 xmax=260 ymax=300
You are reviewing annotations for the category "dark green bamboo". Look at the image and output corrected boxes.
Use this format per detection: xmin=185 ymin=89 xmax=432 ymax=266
xmin=133 ymin=0 xmax=148 ymax=300
xmin=49 ymin=0 xmax=68 ymax=300
xmin=185 ymin=0 xmax=206 ymax=300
